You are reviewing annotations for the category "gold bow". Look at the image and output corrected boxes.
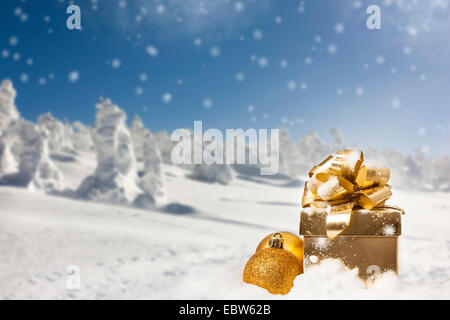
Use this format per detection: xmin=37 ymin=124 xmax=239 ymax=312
xmin=302 ymin=150 xmax=404 ymax=239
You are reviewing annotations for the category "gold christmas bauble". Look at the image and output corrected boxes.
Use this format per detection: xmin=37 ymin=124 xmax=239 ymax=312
xmin=256 ymin=231 xmax=304 ymax=265
xmin=243 ymin=233 xmax=302 ymax=295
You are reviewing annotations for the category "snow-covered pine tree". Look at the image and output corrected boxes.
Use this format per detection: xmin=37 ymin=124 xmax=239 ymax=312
xmin=77 ymin=98 xmax=140 ymax=204
xmin=37 ymin=113 xmax=74 ymax=153
xmin=0 ymin=79 xmax=20 ymax=133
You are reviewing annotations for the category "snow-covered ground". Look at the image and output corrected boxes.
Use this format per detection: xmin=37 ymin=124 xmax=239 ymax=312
xmin=1 ymin=160 xmax=449 ymax=299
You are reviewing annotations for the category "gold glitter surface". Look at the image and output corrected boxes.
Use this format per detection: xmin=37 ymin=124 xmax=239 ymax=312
xmin=243 ymin=248 xmax=301 ymax=295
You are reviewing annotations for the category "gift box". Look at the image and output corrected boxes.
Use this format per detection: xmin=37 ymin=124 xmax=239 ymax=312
xmin=299 ymin=150 xmax=404 ymax=281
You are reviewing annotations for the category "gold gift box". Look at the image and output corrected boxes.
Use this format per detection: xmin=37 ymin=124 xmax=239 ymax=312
xmin=299 ymin=207 xmax=402 ymax=280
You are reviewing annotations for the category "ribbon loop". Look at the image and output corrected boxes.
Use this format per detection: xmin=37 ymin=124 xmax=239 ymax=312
xmin=302 ymin=150 xmax=402 ymax=239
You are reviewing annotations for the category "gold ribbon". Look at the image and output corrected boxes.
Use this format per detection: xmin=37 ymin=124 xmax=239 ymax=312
xmin=302 ymin=150 xmax=404 ymax=239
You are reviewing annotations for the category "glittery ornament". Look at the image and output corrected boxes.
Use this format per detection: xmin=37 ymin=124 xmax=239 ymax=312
xmin=243 ymin=233 xmax=302 ymax=295
xmin=256 ymin=231 xmax=304 ymax=265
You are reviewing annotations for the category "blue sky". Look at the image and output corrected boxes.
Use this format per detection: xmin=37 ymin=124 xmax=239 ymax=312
xmin=1 ymin=0 xmax=449 ymax=156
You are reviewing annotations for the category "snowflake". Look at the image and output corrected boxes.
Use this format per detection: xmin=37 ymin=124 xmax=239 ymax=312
xmin=275 ymin=16 xmax=282 ymax=24
xmin=355 ymin=86 xmax=365 ymax=96
xmin=234 ymin=1 xmax=245 ymax=12
xmin=305 ymin=56 xmax=312 ymax=65
xmin=135 ymin=87 xmax=144 ymax=95
xmin=315 ymin=35 xmax=322 ymax=43
xmin=38 ymin=77 xmax=46 ymax=86
xmin=1 ymin=49 xmax=9 ymax=58
xmin=20 ymin=73 xmax=29 ymax=83
xmin=300 ymin=82 xmax=308 ymax=90
xmin=111 ymin=58 xmax=121 ymax=69
xmin=118 ymin=1 xmax=127 ymax=8
xmin=14 ymin=7 xmax=22 ymax=16
xmin=410 ymin=64 xmax=417 ymax=72
xmin=210 ymin=46 xmax=221 ymax=58
xmin=420 ymin=74 xmax=427 ymax=81
xmin=194 ymin=38 xmax=202 ymax=46
xmin=162 ymin=93 xmax=172 ymax=104
xmin=235 ymin=72 xmax=245 ymax=82
xmin=363 ymin=63 xmax=370 ymax=69
xmin=177 ymin=79 xmax=183 ymax=85
xmin=287 ymin=80 xmax=297 ymax=91
xmin=352 ymin=1 xmax=362 ymax=9
xmin=281 ymin=117 xmax=288 ymax=124
xmin=337 ymin=88 xmax=344 ymax=96
xmin=252 ymin=29 xmax=263 ymax=40
xmin=376 ymin=55 xmax=385 ymax=64
xmin=247 ymin=105 xmax=254 ymax=112
xmin=146 ymin=45 xmax=158 ymax=57
xmin=418 ymin=127 xmax=426 ymax=136
xmin=403 ymin=46 xmax=412 ymax=55
xmin=295 ymin=118 xmax=304 ymax=124
xmin=203 ymin=98 xmax=213 ymax=109
xmin=257 ymin=56 xmax=268 ymax=68
xmin=12 ymin=53 xmax=20 ymax=61
xmin=391 ymin=98 xmax=400 ymax=109
xmin=26 ymin=58 xmax=33 ymax=66
xmin=68 ymin=71 xmax=80 ymax=83
xmin=156 ymin=4 xmax=165 ymax=15
xmin=262 ymin=113 xmax=269 ymax=119
xmin=251 ymin=116 xmax=257 ymax=122
xmin=335 ymin=23 xmax=345 ymax=34
xmin=312 ymin=237 xmax=332 ymax=251
xmin=139 ymin=73 xmax=148 ymax=82
xmin=382 ymin=224 xmax=396 ymax=236
xmin=44 ymin=16 xmax=51 ymax=22
xmin=327 ymin=44 xmax=338 ymax=55
xmin=280 ymin=59 xmax=288 ymax=68
xmin=9 ymin=36 xmax=19 ymax=47
xmin=391 ymin=67 xmax=397 ymax=74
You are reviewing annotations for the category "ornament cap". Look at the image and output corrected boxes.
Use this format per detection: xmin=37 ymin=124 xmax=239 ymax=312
xmin=268 ymin=233 xmax=284 ymax=249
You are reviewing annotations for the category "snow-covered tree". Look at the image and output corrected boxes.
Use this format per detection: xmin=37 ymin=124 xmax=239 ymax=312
xmin=71 ymin=121 xmax=93 ymax=152
xmin=37 ymin=113 xmax=74 ymax=152
xmin=77 ymin=98 xmax=140 ymax=204
xmin=192 ymin=163 xmax=234 ymax=185
xmin=0 ymin=79 xmax=20 ymax=133
xmin=0 ymin=135 xmax=18 ymax=177
xmin=130 ymin=115 xmax=147 ymax=162
xmin=154 ymin=131 xmax=174 ymax=164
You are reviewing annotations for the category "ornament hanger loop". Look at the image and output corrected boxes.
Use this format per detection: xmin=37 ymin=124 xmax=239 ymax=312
xmin=269 ymin=232 xmax=284 ymax=249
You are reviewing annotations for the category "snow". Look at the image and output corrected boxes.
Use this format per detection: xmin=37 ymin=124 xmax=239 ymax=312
xmin=1 ymin=161 xmax=449 ymax=299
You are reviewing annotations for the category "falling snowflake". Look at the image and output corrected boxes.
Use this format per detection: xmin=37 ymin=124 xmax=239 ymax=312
xmin=162 ymin=93 xmax=172 ymax=103
xmin=257 ymin=56 xmax=268 ymax=68
xmin=337 ymin=88 xmax=344 ymax=96
xmin=1 ymin=49 xmax=9 ymax=58
xmin=403 ymin=46 xmax=412 ymax=55
xmin=44 ymin=16 xmax=51 ymax=22
xmin=262 ymin=113 xmax=269 ymax=119
xmin=391 ymin=98 xmax=400 ymax=109
xmin=111 ymin=58 xmax=121 ymax=69
xmin=327 ymin=44 xmax=338 ymax=55
xmin=391 ymin=67 xmax=397 ymax=74
xmin=281 ymin=117 xmax=288 ymax=124
xmin=235 ymin=72 xmax=245 ymax=82
xmin=194 ymin=38 xmax=202 ymax=46
xmin=139 ymin=73 xmax=148 ymax=82
xmin=334 ymin=23 xmax=345 ymax=34
xmin=287 ymin=80 xmax=297 ymax=91
xmin=312 ymin=237 xmax=332 ymax=251
xmin=247 ymin=105 xmax=254 ymax=112
xmin=382 ymin=224 xmax=396 ymax=236
xmin=305 ymin=56 xmax=312 ymax=65
xmin=300 ymin=82 xmax=308 ymax=90
xmin=356 ymin=86 xmax=365 ymax=96
xmin=363 ymin=63 xmax=370 ymax=69
xmin=20 ymin=73 xmax=29 ymax=83
xmin=298 ymin=1 xmax=305 ymax=13
xmin=410 ymin=64 xmax=417 ymax=72
xmin=118 ymin=0 xmax=127 ymax=8
xmin=280 ymin=59 xmax=288 ymax=68
xmin=156 ymin=4 xmax=166 ymax=14
xmin=135 ymin=87 xmax=144 ymax=95
xmin=210 ymin=46 xmax=221 ymax=58
xmin=146 ymin=45 xmax=158 ymax=57
xmin=420 ymin=74 xmax=427 ymax=81
xmin=12 ymin=53 xmax=20 ymax=61
xmin=26 ymin=58 xmax=33 ymax=66
xmin=418 ymin=127 xmax=426 ymax=136
xmin=177 ymin=79 xmax=183 ymax=85
xmin=68 ymin=71 xmax=80 ymax=83
xmin=38 ymin=77 xmax=46 ymax=86
xmin=251 ymin=116 xmax=257 ymax=122
xmin=203 ymin=98 xmax=213 ymax=109
xmin=252 ymin=29 xmax=263 ymax=40
xmin=9 ymin=36 xmax=19 ymax=47
xmin=234 ymin=1 xmax=245 ymax=12
xmin=352 ymin=1 xmax=363 ymax=9
xmin=275 ymin=16 xmax=282 ymax=24
xmin=14 ymin=7 xmax=22 ymax=16
xmin=376 ymin=55 xmax=385 ymax=64
xmin=315 ymin=35 xmax=322 ymax=43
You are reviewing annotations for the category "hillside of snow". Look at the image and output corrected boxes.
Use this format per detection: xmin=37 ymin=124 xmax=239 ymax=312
xmin=1 ymin=78 xmax=450 ymax=299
